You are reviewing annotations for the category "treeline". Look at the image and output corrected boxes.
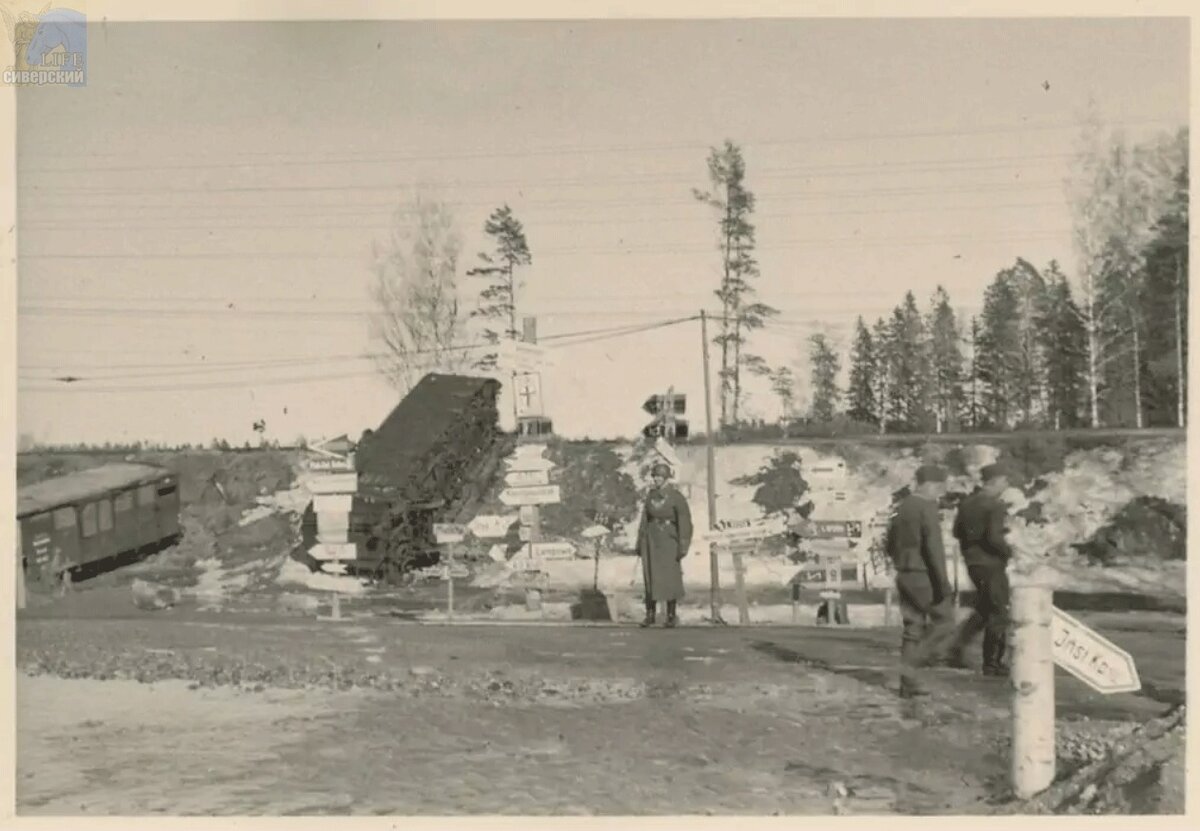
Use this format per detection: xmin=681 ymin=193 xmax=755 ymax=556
xmin=806 ymin=123 xmax=1188 ymax=435
xmin=19 ymin=438 xmax=301 ymax=453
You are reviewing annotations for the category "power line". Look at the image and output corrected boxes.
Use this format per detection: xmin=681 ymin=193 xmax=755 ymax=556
xmin=18 ymin=199 xmax=1072 ymax=232
xmin=16 ymin=228 xmax=1072 ymax=264
xmin=17 ymin=114 xmax=1178 ymax=167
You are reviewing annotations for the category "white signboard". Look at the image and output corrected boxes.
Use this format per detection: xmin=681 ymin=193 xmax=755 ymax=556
xmin=581 ymin=524 xmax=610 ymax=540
xmin=706 ymin=515 xmax=787 ymax=546
xmin=532 ymin=542 xmax=576 ymax=560
xmin=499 ymin=340 xmax=555 ymax=372
xmin=506 ymin=456 xmax=556 ymax=473
xmin=514 ymin=373 xmax=544 ymax=418
xmin=309 ymin=473 xmax=359 ymax=495
xmin=1051 ymin=607 xmax=1141 ymax=694
xmin=519 ymin=505 xmax=537 ymax=525
xmin=313 ymin=493 xmax=353 ymax=514
xmin=488 ymin=544 xmax=508 ymax=563
xmin=506 ymin=469 xmax=550 ymax=487
xmin=323 ymin=562 xmax=349 ymax=575
xmin=468 ymin=514 xmax=515 ymax=539
xmin=307 ymin=456 xmax=355 ymax=473
xmin=309 ymin=542 xmax=357 ymax=561
xmin=433 ymin=523 xmax=467 ymax=544
xmin=499 ymin=485 xmax=561 ymax=507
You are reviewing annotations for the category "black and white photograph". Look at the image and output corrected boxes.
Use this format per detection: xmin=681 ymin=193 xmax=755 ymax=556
xmin=3 ymin=2 xmax=1193 ymax=819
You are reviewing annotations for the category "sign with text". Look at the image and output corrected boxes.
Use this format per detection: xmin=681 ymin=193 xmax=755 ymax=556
xmin=581 ymin=524 xmax=610 ymax=540
xmin=505 ymin=468 xmax=550 ymax=488
xmin=307 ymin=456 xmax=355 ymax=473
xmin=1051 ymin=607 xmax=1141 ymax=695
xmin=309 ymin=473 xmax=359 ymax=495
xmin=808 ymin=519 xmax=863 ymax=539
xmin=499 ymin=485 xmax=561 ymax=507
xmin=531 ymin=542 xmax=576 ymax=560
xmin=706 ymin=515 xmax=786 ymax=546
xmin=309 ymin=542 xmax=357 ymax=562
xmin=433 ymin=524 xmax=467 ymax=545
xmin=468 ymin=514 xmax=515 ymax=539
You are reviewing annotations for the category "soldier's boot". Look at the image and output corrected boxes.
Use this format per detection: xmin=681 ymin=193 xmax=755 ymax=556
xmin=639 ymin=600 xmax=656 ymax=628
xmin=982 ymin=631 xmax=1009 ymax=676
xmin=664 ymin=600 xmax=678 ymax=628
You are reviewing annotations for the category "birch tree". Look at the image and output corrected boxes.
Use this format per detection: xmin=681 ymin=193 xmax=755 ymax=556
xmin=369 ymin=194 xmax=473 ymax=395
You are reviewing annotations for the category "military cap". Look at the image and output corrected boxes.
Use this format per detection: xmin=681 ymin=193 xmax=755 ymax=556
xmin=915 ymin=464 xmax=947 ymax=484
xmin=650 ymin=462 xmax=673 ymax=477
xmin=980 ymin=463 xmax=1010 ymax=482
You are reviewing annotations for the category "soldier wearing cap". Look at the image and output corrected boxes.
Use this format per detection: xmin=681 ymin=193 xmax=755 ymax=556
xmin=885 ymin=463 xmax=956 ymax=697
xmin=947 ymin=462 xmax=1013 ymax=676
xmin=634 ymin=461 xmax=693 ymax=628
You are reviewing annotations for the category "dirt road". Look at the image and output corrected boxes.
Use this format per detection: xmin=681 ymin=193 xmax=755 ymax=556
xmin=16 ymin=614 xmax=1185 ymax=816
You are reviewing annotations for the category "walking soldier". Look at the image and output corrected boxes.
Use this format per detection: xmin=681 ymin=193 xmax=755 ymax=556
xmin=946 ymin=463 xmax=1014 ymax=676
xmin=885 ymin=464 xmax=957 ymax=698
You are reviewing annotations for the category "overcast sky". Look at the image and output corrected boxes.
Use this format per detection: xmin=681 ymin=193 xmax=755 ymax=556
xmin=16 ymin=17 xmax=1189 ymax=445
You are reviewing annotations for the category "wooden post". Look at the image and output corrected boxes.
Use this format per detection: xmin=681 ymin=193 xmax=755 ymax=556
xmin=883 ymin=586 xmax=895 ymax=627
xmin=16 ymin=525 xmax=26 ymax=612
xmin=699 ymin=310 xmax=725 ymax=625
xmin=1011 ymin=569 xmax=1056 ymax=799
xmin=446 ymin=543 xmax=455 ymax=622
xmin=731 ymin=546 xmax=750 ymax=625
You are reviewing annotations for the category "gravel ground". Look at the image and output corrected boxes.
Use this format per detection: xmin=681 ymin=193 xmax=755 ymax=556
xmin=15 ymin=613 xmax=1185 ymax=816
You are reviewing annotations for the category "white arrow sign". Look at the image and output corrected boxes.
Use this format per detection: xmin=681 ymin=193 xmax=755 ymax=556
xmin=506 ymin=456 xmax=556 ymax=473
xmin=309 ymin=542 xmax=357 ymax=561
xmin=1051 ymin=607 xmax=1141 ymax=694
xmin=532 ymin=541 xmax=576 ymax=560
xmin=706 ymin=515 xmax=787 ymax=546
xmin=499 ymin=485 xmax=561 ymax=506
xmin=468 ymin=514 xmax=515 ymax=539
xmin=581 ymin=524 xmax=610 ymax=539
xmin=505 ymin=469 xmax=550 ymax=487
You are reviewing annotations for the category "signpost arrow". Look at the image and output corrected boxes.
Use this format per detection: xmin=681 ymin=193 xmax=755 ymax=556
xmin=531 ymin=541 xmax=576 ymax=560
xmin=581 ymin=524 xmax=610 ymax=540
xmin=505 ymin=469 xmax=550 ymax=487
xmin=1051 ymin=607 xmax=1141 ymax=694
xmin=499 ymin=485 xmax=561 ymax=507
xmin=468 ymin=514 xmax=516 ymax=539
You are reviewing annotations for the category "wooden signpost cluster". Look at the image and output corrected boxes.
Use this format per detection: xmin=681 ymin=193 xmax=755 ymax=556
xmin=305 ymin=437 xmax=358 ymax=622
xmin=499 ymin=443 xmax=562 ymax=611
xmin=704 ymin=515 xmax=785 ymax=625
xmin=1009 ymin=569 xmax=1142 ymax=800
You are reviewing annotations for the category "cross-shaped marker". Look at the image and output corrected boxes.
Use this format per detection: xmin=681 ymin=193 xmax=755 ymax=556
xmin=519 ymin=380 xmax=536 ymax=407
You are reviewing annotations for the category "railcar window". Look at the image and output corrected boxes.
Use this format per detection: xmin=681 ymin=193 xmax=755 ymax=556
xmin=53 ymin=507 xmax=77 ymax=530
xmin=98 ymin=500 xmax=114 ymax=532
xmin=114 ymin=491 xmax=134 ymax=512
xmin=156 ymin=484 xmax=177 ymax=497
xmin=81 ymin=503 xmax=97 ymax=537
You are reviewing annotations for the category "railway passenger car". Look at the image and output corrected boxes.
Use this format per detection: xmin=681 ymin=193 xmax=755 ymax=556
xmin=17 ymin=463 xmax=182 ymax=589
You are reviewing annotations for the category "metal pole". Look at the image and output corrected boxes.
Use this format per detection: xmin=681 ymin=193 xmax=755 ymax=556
xmin=700 ymin=310 xmax=724 ymax=625
xmin=1011 ymin=569 xmax=1056 ymax=799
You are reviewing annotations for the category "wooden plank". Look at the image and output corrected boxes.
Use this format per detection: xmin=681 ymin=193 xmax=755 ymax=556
xmin=313 ymin=493 xmax=353 ymax=514
xmin=731 ymin=549 xmax=750 ymax=625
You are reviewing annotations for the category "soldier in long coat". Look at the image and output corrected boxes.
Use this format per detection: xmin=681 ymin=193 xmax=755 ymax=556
xmin=635 ymin=462 xmax=693 ymax=628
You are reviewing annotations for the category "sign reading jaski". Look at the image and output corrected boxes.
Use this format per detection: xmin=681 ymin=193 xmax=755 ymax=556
xmin=505 ymin=468 xmax=550 ymax=487
xmin=468 ymin=514 xmax=515 ymax=539
xmin=531 ymin=542 xmax=576 ymax=560
xmin=499 ymin=485 xmax=561 ymax=506
xmin=433 ymin=523 xmax=467 ymax=544
xmin=1051 ymin=607 xmax=1141 ymax=694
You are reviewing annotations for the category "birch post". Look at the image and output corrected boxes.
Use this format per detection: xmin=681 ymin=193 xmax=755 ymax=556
xmin=16 ymin=524 xmax=25 ymax=612
xmin=1010 ymin=568 xmax=1056 ymax=799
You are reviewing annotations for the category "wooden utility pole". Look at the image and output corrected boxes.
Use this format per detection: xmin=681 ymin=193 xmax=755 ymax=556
xmin=1176 ymin=253 xmax=1186 ymax=429
xmin=700 ymin=310 xmax=725 ymax=625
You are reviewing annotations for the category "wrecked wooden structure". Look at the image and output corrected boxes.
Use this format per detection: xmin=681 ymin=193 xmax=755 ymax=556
xmin=299 ymin=373 xmax=511 ymax=582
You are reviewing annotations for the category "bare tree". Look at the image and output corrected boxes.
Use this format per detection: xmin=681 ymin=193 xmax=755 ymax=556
xmin=369 ymin=193 xmax=475 ymax=395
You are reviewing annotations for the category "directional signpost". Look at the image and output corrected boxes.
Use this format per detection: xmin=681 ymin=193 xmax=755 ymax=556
xmin=505 ymin=468 xmax=550 ymax=488
xmin=433 ymin=523 xmax=470 ymax=621
xmin=1009 ymin=568 xmax=1143 ymax=801
xmin=705 ymin=515 xmax=786 ymax=624
xmin=1051 ymin=607 xmax=1141 ymax=694
xmin=468 ymin=514 xmax=516 ymax=539
xmin=531 ymin=541 xmax=576 ymax=560
xmin=499 ymin=485 xmax=561 ymax=507
xmin=642 ymin=389 xmax=688 ymax=441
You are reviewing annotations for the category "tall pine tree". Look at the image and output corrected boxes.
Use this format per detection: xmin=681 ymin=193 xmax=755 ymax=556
xmin=1035 ymin=261 xmax=1088 ymax=429
xmin=927 ymin=287 xmax=964 ymax=433
xmin=846 ymin=316 xmax=877 ymax=425
xmin=808 ymin=333 xmax=841 ymax=423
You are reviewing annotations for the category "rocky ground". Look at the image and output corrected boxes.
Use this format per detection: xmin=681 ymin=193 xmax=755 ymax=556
xmin=15 ymin=611 xmax=1185 ymax=816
